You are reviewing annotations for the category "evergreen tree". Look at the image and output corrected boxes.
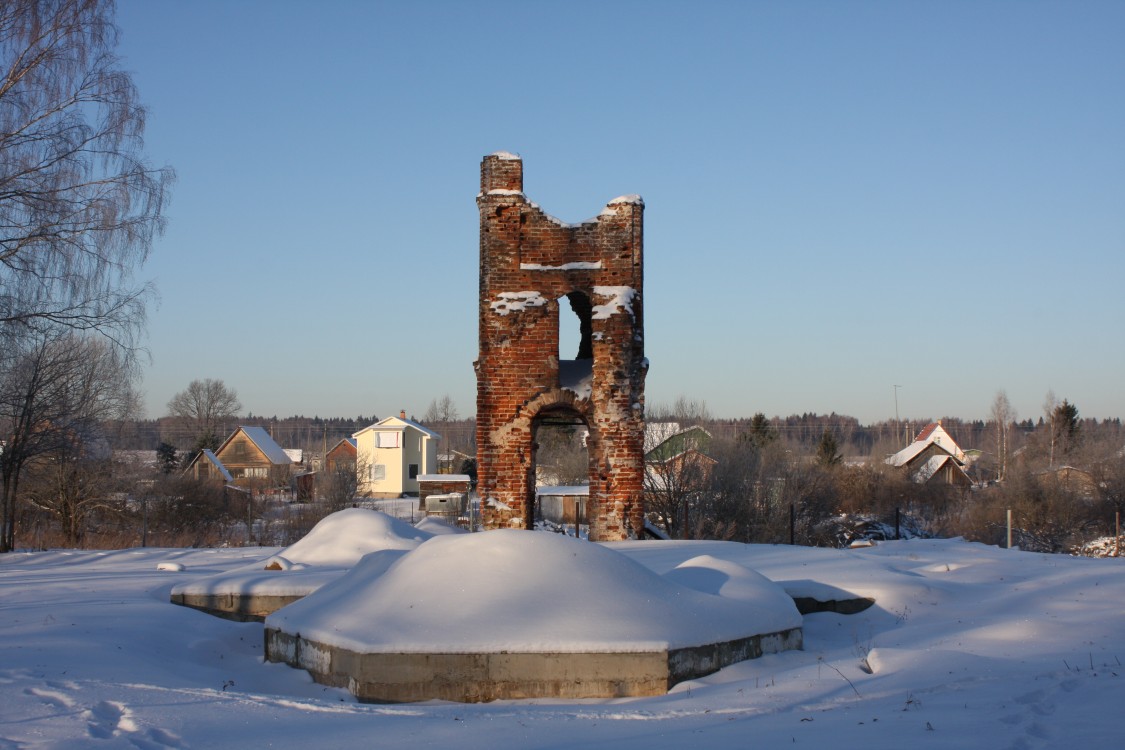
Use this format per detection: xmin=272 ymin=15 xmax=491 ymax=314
xmin=740 ymin=412 xmax=777 ymax=450
xmin=1052 ymin=399 xmax=1080 ymax=457
xmin=816 ymin=429 xmax=842 ymax=467
xmin=156 ymin=442 xmax=178 ymax=475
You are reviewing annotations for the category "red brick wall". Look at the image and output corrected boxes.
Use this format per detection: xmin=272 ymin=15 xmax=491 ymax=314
xmin=475 ymin=153 xmax=647 ymax=541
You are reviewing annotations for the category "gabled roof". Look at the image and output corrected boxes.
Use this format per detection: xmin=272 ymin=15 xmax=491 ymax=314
xmin=886 ymin=439 xmax=953 ymax=468
xmin=645 ymin=425 xmax=712 ymax=462
xmin=217 ymin=426 xmax=292 ymax=466
xmin=644 ymin=422 xmax=681 ymax=453
xmin=910 ymin=453 xmax=972 ymax=486
xmin=887 ymin=421 xmax=965 ymax=468
xmin=353 ymin=415 xmax=441 ymax=441
xmin=910 ymin=421 xmax=965 ymax=461
xmin=328 ymin=437 xmax=358 ymax=454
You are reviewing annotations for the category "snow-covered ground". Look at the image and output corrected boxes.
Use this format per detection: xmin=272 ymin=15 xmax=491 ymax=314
xmin=2 ymin=529 xmax=1123 ymax=749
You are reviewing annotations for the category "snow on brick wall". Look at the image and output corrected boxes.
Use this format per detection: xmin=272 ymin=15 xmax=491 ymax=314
xmin=475 ymin=153 xmax=648 ymax=541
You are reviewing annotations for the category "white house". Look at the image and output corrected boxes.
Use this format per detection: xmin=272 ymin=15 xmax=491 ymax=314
xmin=353 ymin=411 xmax=440 ymax=498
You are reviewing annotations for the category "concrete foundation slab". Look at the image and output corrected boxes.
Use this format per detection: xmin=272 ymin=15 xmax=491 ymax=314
xmin=263 ymin=626 xmax=803 ymax=703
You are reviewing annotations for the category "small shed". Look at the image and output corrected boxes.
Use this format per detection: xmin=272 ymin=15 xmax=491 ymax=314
xmin=537 ymin=485 xmax=589 ymax=526
xmin=417 ymin=474 xmax=471 ymax=506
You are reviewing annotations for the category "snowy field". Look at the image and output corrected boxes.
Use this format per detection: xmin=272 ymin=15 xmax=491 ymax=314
xmin=2 ymin=530 xmax=1123 ymax=749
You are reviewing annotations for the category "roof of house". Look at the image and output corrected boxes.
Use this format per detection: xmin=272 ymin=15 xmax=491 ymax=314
xmin=418 ymin=474 xmax=471 ymax=482
xmin=645 ymin=425 xmax=712 ymax=463
xmin=887 ymin=421 xmax=965 ymax=467
xmin=353 ymin=415 xmax=441 ymax=441
xmin=912 ymin=453 xmax=972 ymax=486
xmin=328 ymin=437 xmax=358 ymax=454
xmin=887 ymin=439 xmax=954 ymax=468
xmin=912 ymin=454 xmax=954 ymax=483
xmin=218 ymin=426 xmax=293 ymax=465
xmin=644 ymin=422 xmax=682 ymax=452
xmin=198 ymin=448 xmax=234 ymax=483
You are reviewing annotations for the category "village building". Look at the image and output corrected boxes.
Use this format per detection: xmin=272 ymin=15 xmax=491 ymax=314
xmin=353 ymin=411 xmax=440 ymax=498
xmin=886 ymin=421 xmax=972 ymax=487
xmin=184 ymin=426 xmax=294 ymax=490
xmin=324 ymin=437 xmax=357 ymax=475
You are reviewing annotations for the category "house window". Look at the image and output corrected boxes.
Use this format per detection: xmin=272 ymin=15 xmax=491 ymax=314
xmin=409 ymin=464 xmax=419 ymax=480
xmin=370 ymin=464 xmax=386 ymax=481
xmin=377 ymin=432 xmax=399 ymax=448
xmin=241 ymin=467 xmax=268 ymax=478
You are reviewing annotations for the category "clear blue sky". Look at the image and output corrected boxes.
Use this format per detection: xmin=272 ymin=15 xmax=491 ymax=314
xmin=115 ymin=0 xmax=1124 ymax=425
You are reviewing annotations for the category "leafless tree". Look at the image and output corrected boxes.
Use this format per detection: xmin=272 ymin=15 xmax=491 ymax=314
xmin=644 ymin=445 xmax=714 ymax=539
xmin=534 ymin=423 xmax=588 ymax=487
xmin=647 ymin=396 xmax=711 ymax=424
xmin=988 ymin=390 xmax=1016 ymax=481
xmin=166 ymin=379 xmax=242 ymax=451
xmin=0 ymin=329 xmax=136 ymax=549
xmin=0 ymin=0 xmax=172 ymax=342
xmin=321 ymin=453 xmax=363 ymax=512
xmin=423 ymin=394 xmax=462 ymax=472
xmin=424 ymin=395 xmax=459 ymax=424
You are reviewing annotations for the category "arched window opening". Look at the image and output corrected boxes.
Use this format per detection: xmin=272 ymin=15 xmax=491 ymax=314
xmin=558 ymin=292 xmax=594 ymax=399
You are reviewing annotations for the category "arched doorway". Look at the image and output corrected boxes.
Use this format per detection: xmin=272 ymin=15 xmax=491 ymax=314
xmin=529 ymin=405 xmax=590 ymax=535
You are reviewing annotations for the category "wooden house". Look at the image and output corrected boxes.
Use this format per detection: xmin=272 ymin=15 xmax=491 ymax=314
xmin=325 ymin=437 xmax=358 ymax=475
xmin=185 ymin=426 xmax=293 ymax=488
xmin=886 ymin=421 xmax=972 ymax=488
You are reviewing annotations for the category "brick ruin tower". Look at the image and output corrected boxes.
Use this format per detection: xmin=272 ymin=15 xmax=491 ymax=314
xmin=475 ymin=152 xmax=647 ymax=541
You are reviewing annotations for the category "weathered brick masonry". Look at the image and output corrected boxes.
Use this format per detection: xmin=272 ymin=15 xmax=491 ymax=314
xmin=475 ymin=152 xmax=647 ymax=541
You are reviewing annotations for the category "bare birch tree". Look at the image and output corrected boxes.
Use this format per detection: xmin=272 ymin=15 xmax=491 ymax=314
xmin=1 ymin=0 xmax=172 ymax=342
xmin=989 ymin=390 xmax=1015 ymax=481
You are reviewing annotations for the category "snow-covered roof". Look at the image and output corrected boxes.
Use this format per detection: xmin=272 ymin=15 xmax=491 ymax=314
xmin=235 ymin=426 xmax=293 ymax=465
xmin=886 ymin=439 xmax=951 ymax=468
xmin=645 ymin=422 xmax=682 ymax=452
xmin=201 ymin=449 xmax=234 ymax=483
xmin=354 ymin=416 xmax=441 ymax=441
xmin=418 ymin=474 xmax=470 ymax=482
xmin=646 ymin=425 xmax=713 ymax=462
xmin=283 ymin=448 xmax=303 ymax=463
xmin=911 ymin=454 xmax=952 ymax=483
xmin=886 ymin=421 xmax=965 ymax=467
xmin=911 ymin=422 xmax=965 ymax=460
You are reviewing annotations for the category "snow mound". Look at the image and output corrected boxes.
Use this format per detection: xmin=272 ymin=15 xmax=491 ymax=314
xmin=663 ymin=555 xmax=797 ymax=611
xmin=414 ymin=516 xmax=467 ymax=536
xmin=263 ymin=556 xmax=308 ymax=571
xmin=266 ymin=530 xmax=801 ymax=653
xmin=276 ymin=508 xmax=431 ymax=567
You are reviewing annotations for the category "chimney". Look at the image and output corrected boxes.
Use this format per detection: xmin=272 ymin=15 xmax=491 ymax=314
xmin=400 ymin=410 xmax=406 ymax=420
